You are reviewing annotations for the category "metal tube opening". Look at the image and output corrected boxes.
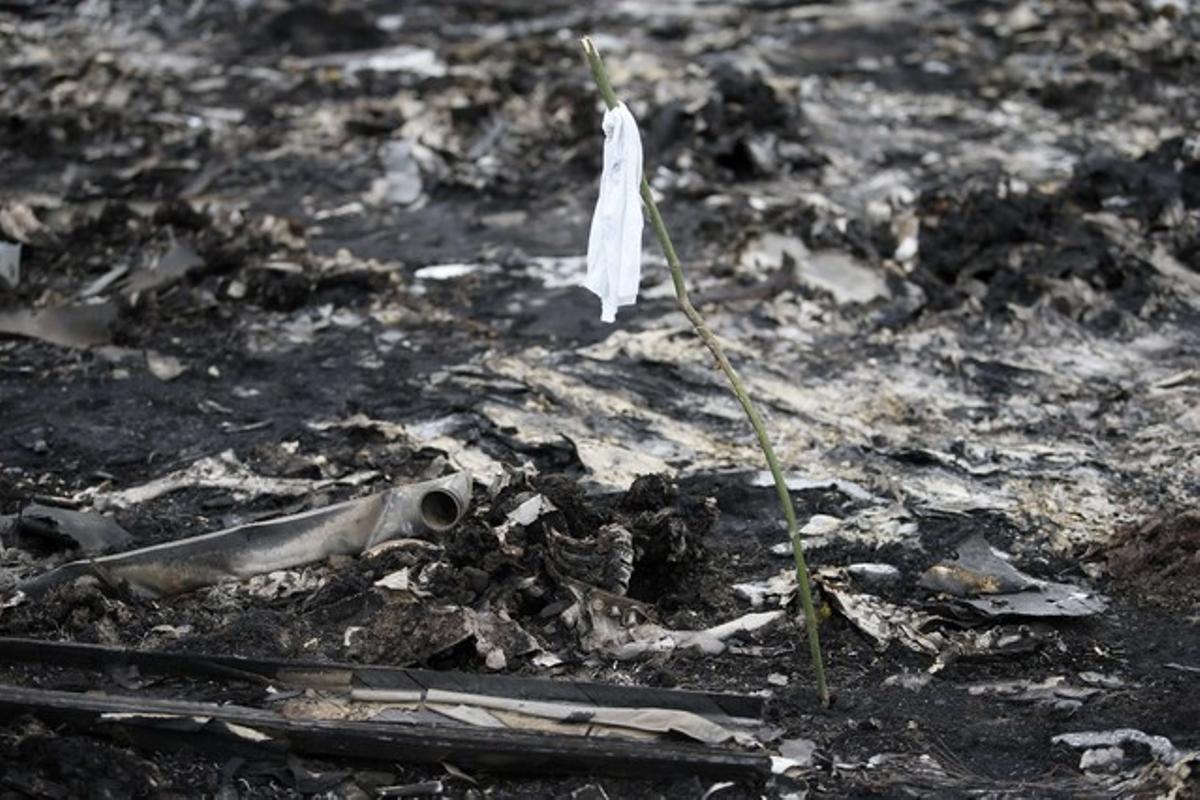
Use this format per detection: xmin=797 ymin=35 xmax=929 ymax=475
xmin=420 ymin=489 xmax=461 ymax=530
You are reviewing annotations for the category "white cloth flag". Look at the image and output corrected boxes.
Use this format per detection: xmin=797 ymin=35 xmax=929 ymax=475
xmin=585 ymin=102 xmax=644 ymax=323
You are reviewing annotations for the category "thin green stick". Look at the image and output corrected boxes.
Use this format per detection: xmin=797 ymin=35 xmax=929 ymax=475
xmin=580 ymin=37 xmax=829 ymax=706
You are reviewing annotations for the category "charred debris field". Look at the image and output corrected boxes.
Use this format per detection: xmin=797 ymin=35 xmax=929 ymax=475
xmin=1 ymin=1 xmax=1199 ymax=798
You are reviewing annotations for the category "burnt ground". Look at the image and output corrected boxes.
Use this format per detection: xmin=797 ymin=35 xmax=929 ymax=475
xmin=1 ymin=0 xmax=1199 ymax=797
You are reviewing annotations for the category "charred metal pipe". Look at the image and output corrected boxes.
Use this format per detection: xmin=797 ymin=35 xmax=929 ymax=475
xmin=19 ymin=472 xmax=471 ymax=599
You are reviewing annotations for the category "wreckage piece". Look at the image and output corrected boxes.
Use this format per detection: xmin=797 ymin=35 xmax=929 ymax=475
xmin=0 ymin=301 xmax=117 ymax=348
xmin=920 ymin=535 xmax=1108 ymax=619
xmin=0 ymin=637 xmax=765 ymax=721
xmin=19 ymin=473 xmax=471 ymax=598
xmin=83 ymin=448 xmax=379 ymax=512
xmin=350 ymin=688 xmax=738 ymax=744
xmin=818 ymin=568 xmax=1050 ymax=671
xmin=6 ymin=503 xmax=132 ymax=555
xmin=0 ymin=684 xmax=769 ymax=778
xmin=563 ymin=581 xmax=784 ymax=660
xmin=547 ymin=524 xmax=634 ymax=594
xmin=967 ymin=676 xmax=1101 ymax=713
xmin=919 ymin=535 xmax=1037 ymax=596
xmin=1052 ymin=729 xmax=1186 ymax=767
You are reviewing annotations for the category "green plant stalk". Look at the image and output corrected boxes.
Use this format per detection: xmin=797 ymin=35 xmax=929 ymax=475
xmin=580 ymin=36 xmax=829 ymax=706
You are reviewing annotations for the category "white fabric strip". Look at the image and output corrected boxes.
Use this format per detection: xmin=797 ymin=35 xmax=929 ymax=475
xmin=585 ymin=102 xmax=644 ymax=323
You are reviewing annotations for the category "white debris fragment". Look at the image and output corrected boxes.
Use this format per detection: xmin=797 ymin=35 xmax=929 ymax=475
xmin=343 ymin=626 xmax=364 ymax=648
xmin=1053 ymin=729 xmax=1184 ymax=766
xmin=566 ymin=582 xmax=784 ymax=660
xmin=379 ymin=140 xmax=424 ymax=206
xmin=494 ymin=494 xmax=557 ymax=544
xmin=846 ymin=563 xmax=902 ymax=586
xmin=802 ymin=250 xmax=891 ymax=305
xmin=772 ymin=737 xmax=817 ymax=774
xmin=531 ymin=652 xmax=564 ymax=669
xmin=750 ymin=472 xmax=883 ymax=505
xmin=339 ymin=46 xmax=445 ymax=77
xmin=414 ymin=263 xmax=490 ymax=281
xmin=1079 ymin=746 xmax=1125 ymax=773
xmin=739 ymin=234 xmax=889 ymax=304
xmin=0 ymin=204 xmax=50 ymax=244
xmin=733 ymin=569 xmax=797 ymax=608
xmin=968 ymin=676 xmax=1100 ymax=712
xmin=506 ymin=494 xmax=557 ymax=527
xmin=0 ymin=241 xmax=20 ymax=289
xmin=883 ymin=671 xmax=933 ymax=691
xmin=375 ymin=567 xmax=427 ymax=596
xmin=81 ymin=449 xmax=378 ymax=511
xmin=145 ymin=350 xmax=187 ymax=381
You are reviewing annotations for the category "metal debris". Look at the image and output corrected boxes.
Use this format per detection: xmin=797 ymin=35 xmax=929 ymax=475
xmin=145 ymin=350 xmax=188 ymax=381
xmin=124 ymin=243 xmax=205 ymax=295
xmin=22 ymin=473 xmax=471 ymax=598
xmin=8 ymin=503 xmax=132 ymax=556
xmin=0 ymin=302 xmax=117 ymax=348
xmin=351 ymin=687 xmax=739 ymax=744
xmin=920 ymin=535 xmax=1108 ymax=619
xmin=1053 ymin=729 xmax=1185 ymax=767
xmin=564 ymin=581 xmax=784 ymax=660
xmin=81 ymin=449 xmax=379 ymax=512
xmin=967 ymin=676 xmax=1100 ymax=713
xmin=819 ymin=567 xmax=1053 ymax=671
xmin=771 ymin=737 xmax=817 ymax=775
xmin=0 ymin=241 xmax=19 ymax=290
xmin=0 ymin=637 xmax=769 ymax=777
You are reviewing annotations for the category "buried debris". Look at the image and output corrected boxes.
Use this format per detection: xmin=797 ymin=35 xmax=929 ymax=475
xmin=21 ymin=473 xmax=471 ymax=598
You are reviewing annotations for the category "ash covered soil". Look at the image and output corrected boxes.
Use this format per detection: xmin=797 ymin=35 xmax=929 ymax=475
xmin=1 ymin=0 xmax=1199 ymax=797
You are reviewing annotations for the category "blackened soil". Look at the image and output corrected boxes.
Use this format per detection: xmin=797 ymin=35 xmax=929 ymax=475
xmin=2 ymin=0 xmax=1199 ymax=798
